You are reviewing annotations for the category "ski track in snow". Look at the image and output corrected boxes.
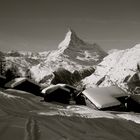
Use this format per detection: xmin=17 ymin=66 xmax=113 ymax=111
xmin=0 ymin=89 xmax=140 ymax=140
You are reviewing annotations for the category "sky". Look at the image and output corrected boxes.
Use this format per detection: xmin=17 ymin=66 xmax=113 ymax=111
xmin=0 ymin=0 xmax=140 ymax=52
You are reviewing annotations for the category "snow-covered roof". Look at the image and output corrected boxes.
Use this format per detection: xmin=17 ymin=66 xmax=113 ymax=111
xmin=41 ymin=84 xmax=70 ymax=94
xmin=82 ymin=86 xmax=127 ymax=109
xmin=5 ymin=77 xmax=40 ymax=88
xmin=57 ymin=84 xmax=76 ymax=90
xmin=0 ymin=75 xmax=6 ymax=79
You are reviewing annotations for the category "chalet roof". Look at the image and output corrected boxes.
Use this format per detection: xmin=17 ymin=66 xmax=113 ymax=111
xmin=82 ymin=86 xmax=127 ymax=109
xmin=5 ymin=77 xmax=40 ymax=88
xmin=41 ymin=84 xmax=70 ymax=94
xmin=130 ymin=94 xmax=140 ymax=104
xmin=41 ymin=84 xmax=76 ymax=94
xmin=0 ymin=75 xmax=6 ymax=87
xmin=0 ymin=74 xmax=6 ymax=80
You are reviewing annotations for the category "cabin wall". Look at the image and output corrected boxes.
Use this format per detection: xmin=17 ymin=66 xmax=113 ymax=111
xmin=44 ymin=88 xmax=71 ymax=104
xmin=101 ymin=104 xmax=127 ymax=111
xmin=14 ymin=81 xmax=41 ymax=96
xmin=127 ymin=97 xmax=140 ymax=112
xmin=0 ymin=78 xmax=6 ymax=87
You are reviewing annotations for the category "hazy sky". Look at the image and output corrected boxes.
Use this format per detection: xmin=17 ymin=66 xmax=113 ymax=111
xmin=0 ymin=0 xmax=140 ymax=52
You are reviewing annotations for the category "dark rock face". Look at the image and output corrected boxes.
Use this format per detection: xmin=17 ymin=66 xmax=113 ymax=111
xmin=51 ymin=68 xmax=74 ymax=85
xmin=51 ymin=67 xmax=95 ymax=86
xmin=125 ymin=63 xmax=140 ymax=94
xmin=72 ymin=67 xmax=95 ymax=82
xmin=127 ymin=73 xmax=140 ymax=93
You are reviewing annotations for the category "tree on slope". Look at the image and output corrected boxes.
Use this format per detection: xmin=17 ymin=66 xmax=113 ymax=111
xmin=5 ymin=63 xmax=21 ymax=82
xmin=51 ymin=67 xmax=74 ymax=85
xmin=0 ymin=51 xmax=6 ymax=76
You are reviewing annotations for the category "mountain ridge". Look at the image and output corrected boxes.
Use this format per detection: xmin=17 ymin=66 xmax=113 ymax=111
xmin=31 ymin=29 xmax=107 ymax=82
xmin=0 ymin=29 xmax=107 ymax=84
xmin=83 ymin=44 xmax=140 ymax=91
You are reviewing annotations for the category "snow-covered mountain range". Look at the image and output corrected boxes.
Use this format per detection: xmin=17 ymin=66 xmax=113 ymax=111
xmin=1 ymin=29 xmax=107 ymax=83
xmin=1 ymin=29 xmax=140 ymax=90
xmin=2 ymin=50 xmax=49 ymax=76
xmin=83 ymin=44 xmax=140 ymax=90
xmin=31 ymin=29 xmax=107 ymax=82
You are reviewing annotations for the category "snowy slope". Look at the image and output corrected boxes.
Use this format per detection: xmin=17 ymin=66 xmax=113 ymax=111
xmin=0 ymin=89 xmax=140 ymax=140
xmin=1 ymin=29 xmax=107 ymax=83
xmin=31 ymin=29 xmax=107 ymax=82
xmin=83 ymin=44 xmax=140 ymax=90
xmin=3 ymin=51 xmax=50 ymax=76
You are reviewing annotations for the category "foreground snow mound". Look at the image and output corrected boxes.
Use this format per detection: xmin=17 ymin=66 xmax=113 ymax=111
xmin=83 ymin=44 xmax=140 ymax=89
xmin=0 ymin=89 xmax=140 ymax=140
xmin=31 ymin=29 xmax=107 ymax=82
xmin=37 ymin=105 xmax=116 ymax=119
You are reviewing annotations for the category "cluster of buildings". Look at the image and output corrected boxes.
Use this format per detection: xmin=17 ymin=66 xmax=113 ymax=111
xmin=0 ymin=74 xmax=140 ymax=113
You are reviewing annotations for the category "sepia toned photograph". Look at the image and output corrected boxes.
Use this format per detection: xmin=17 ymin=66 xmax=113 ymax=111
xmin=0 ymin=0 xmax=140 ymax=139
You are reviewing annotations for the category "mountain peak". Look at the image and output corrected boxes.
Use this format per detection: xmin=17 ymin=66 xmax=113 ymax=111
xmin=133 ymin=43 xmax=140 ymax=49
xmin=58 ymin=28 xmax=83 ymax=51
xmin=66 ymin=27 xmax=79 ymax=35
xmin=68 ymin=27 xmax=76 ymax=34
xmin=58 ymin=29 xmax=72 ymax=50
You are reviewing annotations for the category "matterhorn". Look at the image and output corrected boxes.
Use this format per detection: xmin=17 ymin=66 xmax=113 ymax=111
xmin=31 ymin=29 xmax=107 ymax=82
